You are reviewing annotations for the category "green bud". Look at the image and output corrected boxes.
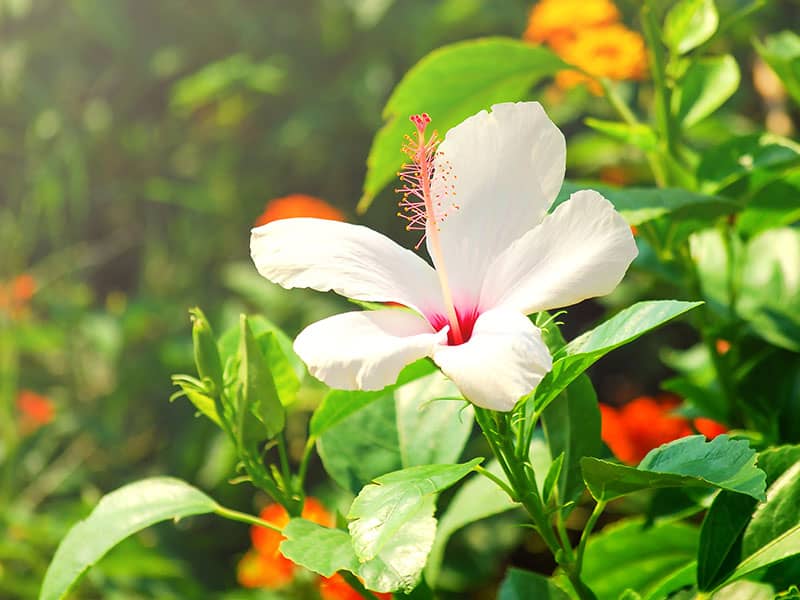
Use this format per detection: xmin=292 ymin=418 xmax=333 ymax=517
xmin=189 ymin=307 xmax=224 ymax=394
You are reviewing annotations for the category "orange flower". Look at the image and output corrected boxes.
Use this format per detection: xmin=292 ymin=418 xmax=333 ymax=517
xmin=524 ymin=0 xmax=619 ymax=48
xmin=715 ymin=339 xmax=731 ymax=355
xmin=239 ymin=497 xmax=333 ymax=589
xmin=254 ymin=194 xmax=344 ymax=227
xmin=0 ymin=274 xmax=37 ymax=319
xmin=319 ymin=573 xmax=392 ymax=600
xmin=555 ymin=24 xmax=648 ymax=95
xmin=599 ymin=166 xmax=631 ymax=186
xmin=17 ymin=390 xmax=55 ymax=434
xmin=600 ymin=395 xmax=727 ymax=465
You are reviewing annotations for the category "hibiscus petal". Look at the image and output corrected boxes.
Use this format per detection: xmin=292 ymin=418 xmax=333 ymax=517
xmin=294 ymin=310 xmax=447 ymax=391
xmin=429 ymin=102 xmax=566 ymax=305
xmin=251 ymin=218 xmax=444 ymax=316
xmin=480 ymin=190 xmax=638 ymax=315
xmin=432 ymin=308 xmax=552 ymax=411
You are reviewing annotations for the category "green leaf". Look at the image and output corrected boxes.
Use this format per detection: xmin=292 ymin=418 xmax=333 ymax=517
xmin=581 ymin=519 xmax=699 ymax=600
xmin=498 ymin=568 xmax=572 ymax=600
xmin=584 ymin=119 xmax=658 ymax=151
xmin=40 ymin=478 xmax=218 ymax=600
xmin=190 ymin=307 xmax=224 ymax=394
xmin=556 ymin=181 xmax=737 ymax=228
xmin=755 ymin=31 xmax=800 ymax=106
xmin=279 ymin=519 xmax=359 ymax=577
xmin=532 ymin=301 xmax=703 ymax=415
xmin=581 ymin=435 xmax=766 ymax=503
xmin=673 ymin=55 xmax=740 ymax=127
xmin=663 ymin=0 xmax=719 ymax=55
xmin=238 ymin=315 xmax=285 ymax=440
xmin=737 ymin=170 xmax=800 ymax=237
xmin=541 ymin=374 xmax=601 ymax=511
xmin=348 ymin=460 xmax=482 ymax=562
xmin=359 ymin=38 xmax=566 ymax=211
xmin=425 ymin=460 xmax=517 ymax=585
xmin=310 ymin=359 xmax=435 ymax=437
xmin=697 ymin=133 xmax=800 ymax=193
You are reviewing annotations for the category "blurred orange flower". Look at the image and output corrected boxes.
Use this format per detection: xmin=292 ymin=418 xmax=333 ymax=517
xmin=0 ymin=274 xmax=37 ymax=319
xmin=524 ymin=0 xmax=619 ymax=48
xmin=555 ymin=24 xmax=647 ymax=95
xmin=238 ymin=497 xmax=333 ymax=589
xmin=600 ymin=395 xmax=727 ymax=465
xmin=254 ymin=194 xmax=344 ymax=227
xmin=17 ymin=390 xmax=55 ymax=434
xmin=319 ymin=573 xmax=392 ymax=600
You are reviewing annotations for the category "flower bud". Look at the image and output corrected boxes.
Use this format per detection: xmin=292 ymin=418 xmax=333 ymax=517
xmin=189 ymin=307 xmax=224 ymax=394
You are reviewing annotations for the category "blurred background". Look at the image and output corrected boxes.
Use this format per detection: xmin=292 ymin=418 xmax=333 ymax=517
xmin=1 ymin=0 xmax=798 ymax=598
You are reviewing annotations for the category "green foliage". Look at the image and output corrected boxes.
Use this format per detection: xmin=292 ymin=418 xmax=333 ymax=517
xmin=581 ymin=435 xmax=766 ymax=502
xmin=755 ymin=31 xmax=800 ymax=105
xmin=40 ymin=478 xmax=218 ymax=600
xmin=663 ymin=0 xmax=719 ymax=55
xmin=359 ymin=38 xmax=566 ymax=211
xmin=673 ymin=55 xmax=740 ymax=127
xmin=580 ymin=519 xmax=699 ymax=600
xmin=498 ymin=568 xmax=572 ymax=600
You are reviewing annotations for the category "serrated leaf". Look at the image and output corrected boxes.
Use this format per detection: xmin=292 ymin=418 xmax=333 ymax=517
xmin=279 ymin=519 xmax=359 ymax=577
xmin=40 ymin=478 xmax=218 ymax=600
xmin=581 ymin=435 xmax=766 ymax=503
xmin=359 ymin=38 xmax=566 ymax=211
xmin=532 ymin=301 xmax=702 ymax=415
xmin=673 ymin=55 xmax=740 ymax=127
xmin=663 ymin=0 xmax=719 ymax=55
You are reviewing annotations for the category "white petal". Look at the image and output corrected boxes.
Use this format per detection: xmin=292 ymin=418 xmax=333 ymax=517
xmin=432 ymin=308 xmax=552 ymax=411
xmin=251 ymin=218 xmax=444 ymax=317
xmin=294 ymin=310 xmax=447 ymax=391
xmin=428 ymin=102 xmax=566 ymax=306
xmin=480 ymin=190 xmax=638 ymax=315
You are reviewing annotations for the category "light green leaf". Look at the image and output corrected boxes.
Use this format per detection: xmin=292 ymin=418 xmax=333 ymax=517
xmin=348 ymin=461 xmax=481 ymax=561
xmin=663 ymin=0 xmax=719 ymax=55
xmin=425 ymin=460 xmax=517 ymax=585
xmin=673 ymin=55 xmax=740 ymax=127
xmin=279 ymin=519 xmax=359 ymax=577
xmin=359 ymin=38 xmax=566 ymax=211
xmin=556 ymin=181 xmax=737 ymax=228
xmin=584 ymin=119 xmax=658 ymax=151
xmin=581 ymin=435 xmax=766 ymax=503
xmin=498 ymin=568 xmax=572 ymax=600
xmin=40 ymin=478 xmax=218 ymax=600
xmin=532 ymin=301 xmax=703 ymax=415
xmin=581 ymin=519 xmax=699 ymax=600
xmin=755 ymin=31 xmax=800 ymax=106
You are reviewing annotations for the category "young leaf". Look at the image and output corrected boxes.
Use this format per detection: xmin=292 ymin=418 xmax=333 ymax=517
xmin=238 ymin=315 xmax=285 ymax=440
xmin=40 ymin=478 xmax=218 ymax=600
xmin=673 ymin=55 xmax=740 ymax=127
xmin=581 ymin=519 xmax=699 ymax=600
xmin=424 ymin=460 xmax=517 ymax=586
xmin=581 ymin=435 xmax=766 ymax=503
xmin=359 ymin=38 xmax=567 ymax=211
xmin=498 ymin=568 xmax=572 ymax=600
xmin=532 ymin=301 xmax=703 ymax=415
xmin=663 ymin=0 xmax=719 ymax=55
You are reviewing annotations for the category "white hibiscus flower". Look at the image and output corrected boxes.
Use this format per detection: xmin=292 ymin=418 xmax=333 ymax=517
xmin=251 ymin=102 xmax=637 ymax=411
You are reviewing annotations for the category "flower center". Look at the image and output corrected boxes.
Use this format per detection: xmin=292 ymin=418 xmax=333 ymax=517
xmin=427 ymin=306 xmax=479 ymax=346
xmin=396 ymin=113 xmax=464 ymax=345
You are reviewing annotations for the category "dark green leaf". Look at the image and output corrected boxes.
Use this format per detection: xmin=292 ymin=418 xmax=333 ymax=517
xmin=581 ymin=435 xmax=766 ymax=502
xmin=673 ymin=55 xmax=740 ymax=127
xmin=41 ymin=478 xmax=218 ymax=600
xmin=737 ymin=170 xmax=800 ymax=237
xmin=581 ymin=519 xmax=699 ymax=600
xmin=238 ymin=315 xmax=285 ymax=440
xmin=359 ymin=38 xmax=566 ymax=211
xmin=663 ymin=0 xmax=719 ymax=54
xmin=498 ymin=568 xmax=572 ymax=600
xmin=532 ymin=301 xmax=703 ymax=415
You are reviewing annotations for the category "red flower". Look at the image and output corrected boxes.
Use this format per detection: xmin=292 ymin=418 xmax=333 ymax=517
xmin=319 ymin=573 xmax=392 ymax=600
xmin=254 ymin=194 xmax=344 ymax=227
xmin=600 ymin=395 xmax=727 ymax=465
xmin=0 ymin=274 xmax=37 ymax=319
xmin=17 ymin=390 xmax=55 ymax=434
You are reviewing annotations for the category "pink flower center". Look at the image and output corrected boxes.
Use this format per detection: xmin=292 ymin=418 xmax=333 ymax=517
xmin=427 ymin=306 xmax=479 ymax=346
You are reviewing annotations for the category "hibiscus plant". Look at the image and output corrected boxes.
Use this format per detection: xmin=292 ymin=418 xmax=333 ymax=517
xmin=38 ymin=1 xmax=800 ymax=599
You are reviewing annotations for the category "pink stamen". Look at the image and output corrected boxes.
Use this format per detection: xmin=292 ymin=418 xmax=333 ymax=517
xmin=396 ymin=113 xmax=464 ymax=345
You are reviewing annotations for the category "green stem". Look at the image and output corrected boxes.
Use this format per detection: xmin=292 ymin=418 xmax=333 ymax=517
xmin=474 ymin=464 xmax=516 ymax=500
xmin=214 ymin=505 xmax=283 ymax=532
xmin=297 ymin=435 xmax=316 ymax=489
xmin=575 ymin=500 xmax=607 ymax=575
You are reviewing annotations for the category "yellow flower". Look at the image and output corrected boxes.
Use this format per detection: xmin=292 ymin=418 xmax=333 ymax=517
xmin=555 ymin=24 xmax=648 ymax=95
xmin=524 ymin=0 xmax=619 ymax=47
